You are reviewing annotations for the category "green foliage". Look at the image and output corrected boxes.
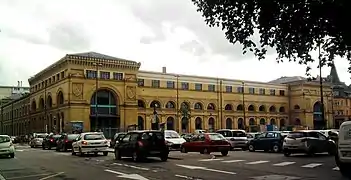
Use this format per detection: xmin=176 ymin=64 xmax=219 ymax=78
xmin=191 ymin=0 xmax=351 ymax=74
xmin=180 ymin=102 xmax=191 ymax=120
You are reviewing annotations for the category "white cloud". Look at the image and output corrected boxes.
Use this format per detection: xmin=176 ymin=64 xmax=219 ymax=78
xmin=0 ymin=0 xmax=349 ymax=87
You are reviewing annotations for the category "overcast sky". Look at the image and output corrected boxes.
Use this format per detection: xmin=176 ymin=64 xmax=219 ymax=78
xmin=0 ymin=0 xmax=350 ymax=87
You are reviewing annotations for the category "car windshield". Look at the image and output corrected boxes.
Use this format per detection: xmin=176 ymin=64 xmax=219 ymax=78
xmin=217 ymin=131 xmax=232 ymax=137
xmin=0 ymin=136 xmax=10 ymax=143
xmin=232 ymin=131 xmax=246 ymax=137
xmin=141 ymin=132 xmax=163 ymax=140
xmin=165 ymin=131 xmax=180 ymax=138
xmin=67 ymin=134 xmax=79 ymax=140
xmin=208 ymin=134 xmax=225 ymax=141
xmin=52 ymin=135 xmax=61 ymax=139
xmin=287 ymin=132 xmax=306 ymax=138
xmin=247 ymin=134 xmax=254 ymax=138
xmin=36 ymin=134 xmax=46 ymax=138
xmin=84 ymin=134 xmax=105 ymax=140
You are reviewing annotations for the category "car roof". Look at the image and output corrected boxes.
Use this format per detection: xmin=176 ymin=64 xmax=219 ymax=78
xmin=81 ymin=132 xmax=104 ymax=135
xmin=128 ymin=130 xmax=163 ymax=133
xmin=0 ymin=135 xmax=10 ymax=137
xmin=217 ymin=129 xmax=246 ymax=132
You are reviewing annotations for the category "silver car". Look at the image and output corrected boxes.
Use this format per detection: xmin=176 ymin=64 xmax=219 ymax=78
xmin=29 ymin=133 xmax=47 ymax=148
xmin=216 ymin=129 xmax=248 ymax=150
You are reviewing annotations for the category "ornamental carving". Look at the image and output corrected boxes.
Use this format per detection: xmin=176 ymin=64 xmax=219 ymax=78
xmin=126 ymin=86 xmax=136 ymax=100
xmin=72 ymin=83 xmax=83 ymax=99
xmin=125 ymin=74 xmax=136 ymax=81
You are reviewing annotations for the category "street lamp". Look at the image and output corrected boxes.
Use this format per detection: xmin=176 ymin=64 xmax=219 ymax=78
xmin=175 ymin=75 xmax=180 ymax=132
xmin=93 ymin=62 xmax=103 ymax=131
xmin=318 ymin=44 xmax=326 ymax=129
xmin=153 ymin=103 xmax=158 ymax=130
xmin=242 ymin=82 xmax=246 ymax=130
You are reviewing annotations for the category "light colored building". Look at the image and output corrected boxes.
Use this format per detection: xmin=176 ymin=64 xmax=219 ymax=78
xmin=0 ymin=52 xmax=335 ymax=136
xmin=0 ymin=82 xmax=29 ymax=100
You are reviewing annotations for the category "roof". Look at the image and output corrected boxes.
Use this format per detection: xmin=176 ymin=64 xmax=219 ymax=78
xmin=268 ymin=76 xmax=307 ymax=84
xmin=67 ymin=51 xmax=137 ymax=64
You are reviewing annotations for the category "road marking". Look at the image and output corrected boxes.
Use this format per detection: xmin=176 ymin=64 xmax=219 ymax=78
xmin=105 ymin=169 xmax=149 ymax=180
xmin=246 ymin=160 xmax=269 ymax=165
xmin=16 ymin=150 xmax=24 ymax=152
xmin=251 ymin=175 xmax=301 ymax=180
xmin=176 ymin=164 xmax=236 ymax=175
xmin=0 ymin=173 xmax=6 ymax=180
xmin=175 ymin=174 xmax=203 ymax=180
xmin=112 ymin=163 xmax=150 ymax=171
xmin=6 ymin=173 xmax=51 ymax=179
xmin=332 ymin=167 xmax=339 ymax=171
xmin=104 ymin=169 xmax=125 ymax=175
xmin=39 ymin=172 xmax=65 ymax=180
xmin=301 ymin=163 xmax=322 ymax=168
xmin=273 ymin=162 xmax=296 ymax=166
xmin=221 ymin=160 xmax=245 ymax=163
xmin=199 ymin=159 xmax=223 ymax=162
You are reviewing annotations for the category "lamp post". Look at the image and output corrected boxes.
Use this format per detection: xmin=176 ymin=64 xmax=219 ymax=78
xmin=93 ymin=62 xmax=103 ymax=131
xmin=242 ymin=82 xmax=246 ymax=130
xmin=153 ymin=103 xmax=158 ymax=130
xmin=318 ymin=44 xmax=326 ymax=129
xmin=44 ymin=80 xmax=47 ymax=133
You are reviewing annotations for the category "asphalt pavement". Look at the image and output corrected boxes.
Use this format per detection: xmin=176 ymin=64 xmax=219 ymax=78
xmin=0 ymin=145 xmax=348 ymax=180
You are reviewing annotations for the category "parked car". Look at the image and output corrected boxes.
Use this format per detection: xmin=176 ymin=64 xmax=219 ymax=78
xmin=114 ymin=130 xmax=169 ymax=162
xmin=180 ymin=133 xmax=231 ymax=156
xmin=194 ymin=130 xmax=206 ymax=134
xmin=164 ymin=130 xmax=186 ymax=150
xmin=72 ymin=132 xmax=109 ymax=156
xmin=248 ymin=131 xmax=285 ymax=153
xmin=283 ymin=130 xmax=336 ymax=157
xmin=110 ymin=132 xmax=127 ymax=148
xmin=0 ymin=135 xmax=15 ymax=158
xmin=56 ymin=134 xmax=80 ymax=152
xmin=247 ymin=132 xmax=261 ymax=141
xmin=335 ymin=121 xmax=351 ymax=178
xmin=181 ymin=133 xmax=193 ymax=142
xmin=42 ymin=134 xmax=61 ymax=150
xmin=29 ymin=133 xmax=47 ymax=148
xmin=216 ymin=129 xmax=248 ymax=150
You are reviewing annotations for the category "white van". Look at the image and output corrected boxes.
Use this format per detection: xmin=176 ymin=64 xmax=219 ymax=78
xmin=335 ymin=121 xmax=351 ymax=177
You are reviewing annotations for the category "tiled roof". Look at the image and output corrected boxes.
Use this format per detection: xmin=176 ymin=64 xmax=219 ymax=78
xmin=67 ymin=52 xmax=136 ymax=63
xmin=268 ymin=76 xmax=307 ymax=84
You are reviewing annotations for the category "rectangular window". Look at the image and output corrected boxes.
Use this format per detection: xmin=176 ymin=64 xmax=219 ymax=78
xmin=237 ymin=86 xmax=244 ymax=93
xmin=279 ymin=90 xmax=285 ymax=96
xmin=259 ymin=88 xmax=265 ymax=95
xmin=167 ymin=81 xmax=175 ymax=89
xmin=208 ymin=84 xmax=215 ymax=92
xmin=137 ymin=79 xmax=144 ymax=86
xmin=100 ymin=71 xmax=110 ymax=79
xmin=56 ymin=74 xmax=60 ymax=80
xmin=152 ymin=80 xmax=160 ymax=88
xmin=113 ymin=72 xmax=123 ymax=80
xmin=225 ymin=86 xmax=232 ymax=92
xmin=249 ymin=87 xmax=255 ymax=94
xmin=86 ymin=70 xmax=97 ymax=79
xmin=60 ymin=71 xmax=65 ymax=79
xmin=181 ymin=82 xmax=189 ymax=90
xmin=270 ymin=89 xmax=276 ymax=95
xmin=195 ymin=83 xmax=202 ymax=90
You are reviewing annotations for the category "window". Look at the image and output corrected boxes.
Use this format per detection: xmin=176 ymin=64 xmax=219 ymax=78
xmin=84 ymin=134 xmax=105 ymax=140
xmin=100 ymin=71 xmax=110 ymax=79
xmin=60 ymin=71 xmax=65 ymax=79
xmin=208 ymin=134 xmax=225 ymax=140
xmin=217 ymin=131 xmax=232 ymax=137
xmin=225 ymin=86 xmax=232 ymax=92
xmin=237 ymin=86 xmax=244 ymax=93
xmin=86 ymin=70 xmax=97 ymax=79
xmin=208 ymin=84 xmax=215 ymax=92
xmin=257 ymin=133 xmax=266 ymax=138
xmin=232 ymin=131 xmax=246 ymax=137
xmin=266 ymin=132 xmax=277 ymax=138
xmin=113 ymin=72 xmax=123 ymax=80
xmin=195 ymin=83 xmax=202 ymax=90
xmin=279 ymin=90 xmax=285 ymax=96
xmin=130 ymin=133 xmax=140 ymax=141
xmin=165 ymin=131 xmax=180 ymax=138
xmin=137 ymin=79 xmax=144 ymax=86
xmin=249 ymin=87 xmax=255 ymax=94
xmin=53 ymin=76 xmax=56 ymax=82
xmin=152 ymin=80 xmax=160 ymax=88
xmin=167 ymin=81 xmax=175 ymax=89
xmin=181 ymin=82 xmax=189 ymax=90
xmin=122 ymin=134 xmax=131 ymax=142
xmin=259 ymin=88 xmax=265 ymax=95
xmin=56 ymin=74 xmax=60 ymax=80
xmin=270 ymin=89 xmax=276 ymax=95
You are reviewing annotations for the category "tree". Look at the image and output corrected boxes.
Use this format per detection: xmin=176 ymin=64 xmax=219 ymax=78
xmin=180 ymin=102 xmax=191 ymax=131
xmin=191 ymin=0 xmax=351 ymax=74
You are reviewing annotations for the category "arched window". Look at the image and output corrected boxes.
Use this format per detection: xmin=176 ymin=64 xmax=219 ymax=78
xmin=194 ymin=103 xmax=203 ymax=110
xmin=166 ymin=101 xmax=175 ymax=109
xmin=249 ymin=118 xmax=256 ymax=126
xmin=57 ymin=91 xmax=64 ymax=105
xmin=259 ymin=118 xmax=266 ymax=125
xmin=138 ymin=116 xmax=144 ymax=130
xmin=269 ymin=106 xmax=276 ymax=112
xmin=166 ymin=117 xmax=175 ymax=130
xmin=207 ymin=103 xmax=215 ymax=110
xmin=224 ymin=104 xmax=233 ymax=110
xmin=279 ymin=106 xmax=285 ymax=112
xmin=181 ymin=102 xmax=190 ymax=110
xmin=90 ymin=89 xmax=117 ymax=116
xmin=248 ymin=105 xmax=255 ymax=111
xmin=39 ymin=98 xmax=45 ymax=110
xmin=236 ymin=104 xmax=243 ymax=111
xmin=259 ymin=105 xmax=265 ymax=112
xmin=150 ymin=100 xmax=161 ymax=108
xmin=195 ymin=117 xmax=202 ymax=130
xmin=226 ymin=118 xmax=233 ymax=129
xmin=208 ymin=117 xmax=215 ymax=132
xmin=270 ymin=119 xmax=276 ymax=125
xmin=294 ymin=105 xmax=300 ymax=109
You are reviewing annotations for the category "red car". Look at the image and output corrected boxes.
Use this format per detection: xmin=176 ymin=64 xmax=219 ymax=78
xmin=180 ymin=133 xmax=231 ymax=156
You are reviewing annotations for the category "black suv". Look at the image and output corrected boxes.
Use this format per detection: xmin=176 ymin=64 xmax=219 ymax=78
xmin=114 ymin=130 xmax=169 ymax=162
xmin=42 ymin=134 xmax=61 ymax=150
xmin=110 ymin=132 xmax=127 ymax=148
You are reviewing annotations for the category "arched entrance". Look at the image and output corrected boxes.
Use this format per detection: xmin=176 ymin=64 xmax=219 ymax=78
xmin=280 ymin=119 xmax=285 ymax=130
xmin=90 ymin=89 xmax=119 ymax=135
xmin=238 ymin=118 xmax=244 ymax=130
xmin=270 ymin=119 xmax=276 ymax=125
xmin=208 ymin=117 xmax=215 ymax=132
xmin=167 ymin=117 xmax=175 ymax=130
xmin=195 ymin=117 xmax=202 ymax=129
xmin=138 ymin=116 xmax=144 ymax=130
xmin=313 ymin=101 xmax=325 ymax=129
xmin=181 ymin=117 xmax=189 ymax=133
xmin=226 ymin=118 xmax=233 ymax=129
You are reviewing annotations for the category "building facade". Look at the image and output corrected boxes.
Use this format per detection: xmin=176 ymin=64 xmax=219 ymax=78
xmin=0 ymin=83 xmax=29 ymax=100
xmin=0 ymin=52 xmax=336 ymax=136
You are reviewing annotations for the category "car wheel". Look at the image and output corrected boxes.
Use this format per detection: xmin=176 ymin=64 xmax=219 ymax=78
xmin=30 ymin=145 xmax=34 ymax=148
xmin=272 ymin=144 xmax=280 ymax=153
xmin=337 ymin=159 xmax=351 ymax=178
xmin=94 ymin=152 xmax=98 ymax=156
xmin=242 ymin=147 xmax=248 ymax=151
xmin=307 ymin=147 xmax=315 ymax=156
xmin=103 ymin=152 xmax=108 ymax=156
xmin=283 ymin=151 xmax=291 ymax=157
xmin=9 ymin=153 xmax=15 ymax=158
xmin=63 ymin=146 xmax=67 ymax=152
xmin=114 ymin=149 xmax=121 ymax=160
xmin=221 ymin=151 xmax=228 ymax=156
xmin=48 ymin=145 xmax=52 ymax=150
xmin=202 ymin=148 xmax=209 ymax=154
xmin=248 ymin=145 xmax=255 ymax=152
xmin=71 ymin=148 xmax=76 ymax=155
xmin=180 ymin=147 xmax=187 ymax=153
xmin=79 ymin=148 xmax=85 ymax=157
xmin=132 ymin=151 xmax=140 ymax=162
xmin=160 ymin=154 xmax=168 ymax=162
xmin=42 ymin=144 xmax=45 ymax=150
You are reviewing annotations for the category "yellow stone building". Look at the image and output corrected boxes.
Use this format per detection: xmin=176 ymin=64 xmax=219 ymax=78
xmin=0 ymin=52 xmax=337 ymax=137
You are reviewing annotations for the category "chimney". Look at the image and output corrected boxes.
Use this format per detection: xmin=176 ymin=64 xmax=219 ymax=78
xmin=162 ymin=67 xmax=167 ymax=74
xmin=17 ymin=81 xmax=20 ymax=87
xmin=20 ymin=81 xmax=22 ymax=87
